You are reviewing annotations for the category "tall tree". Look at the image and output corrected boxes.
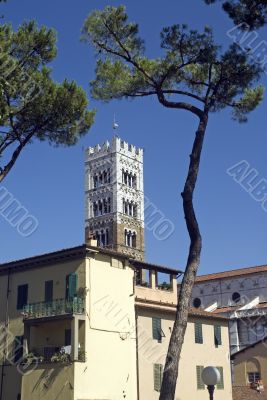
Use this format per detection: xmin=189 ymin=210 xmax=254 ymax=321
xmin=204 ymin=0 xmax=267 ymax=29
xmin=82 ymin=6 xmax=263 ymax=400
xmin=0 ymin=21 xmax=95 ymax=182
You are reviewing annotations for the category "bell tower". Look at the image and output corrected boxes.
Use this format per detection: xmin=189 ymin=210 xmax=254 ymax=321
xmin=85 ymin=136 xmax=145 ymax=261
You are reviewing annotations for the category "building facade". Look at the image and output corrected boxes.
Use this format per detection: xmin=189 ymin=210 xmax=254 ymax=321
xmin=190 ymin=265 xmax=267 ymax=354
xmin=85 ymin=136 xmax=145 ymax=260
xmin=0 ymin=245 xmax=232 ymax=400
xmin=232 ymin=338 xmax=267 ymax=387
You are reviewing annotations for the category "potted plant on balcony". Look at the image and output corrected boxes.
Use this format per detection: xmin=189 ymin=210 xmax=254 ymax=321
xmin=78 ymin=349 xmax=86 ymax=362
xmin=51 ymin=350 xmax=71 ymax=363
xmin=23 ymin=352 xmax=43 ymax=365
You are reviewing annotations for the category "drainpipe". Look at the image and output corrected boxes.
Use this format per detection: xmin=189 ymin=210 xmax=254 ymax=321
xmin=0 ymin=268 xmax=11 ymax=400
xmin=135 ymin=313 xmax=140 ymax=400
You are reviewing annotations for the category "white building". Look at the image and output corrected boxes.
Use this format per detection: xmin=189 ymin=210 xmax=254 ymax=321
xmin=191 ymin=265 xmax=267 ymax=354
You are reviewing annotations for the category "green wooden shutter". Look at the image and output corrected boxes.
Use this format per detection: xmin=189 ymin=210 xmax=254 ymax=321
xmin=66 ymin=273 xmax=77 ymax=299
xmin=196 ymin=366 xmax=205 ymax=389
xmin=152 ymin=317 xmax=162 ymax=342
xmin=195 ymin=322 xmax=203 ymax=344
xmin=45 ymin=280 xmax=53 ymax=303
xmin=214 ymin=325 xmax=222 ymax=347
xmin=17 ymin=284 xmax=28 ymax=310
xmin=216 ymin=367 xmax=224 ymax=389
xmin=154 ymin=364 xmax=163 ymax=392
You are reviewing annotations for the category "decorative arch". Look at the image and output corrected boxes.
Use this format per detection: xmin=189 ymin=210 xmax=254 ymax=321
xmin=246 ymin=358 xmax=261 ymax=373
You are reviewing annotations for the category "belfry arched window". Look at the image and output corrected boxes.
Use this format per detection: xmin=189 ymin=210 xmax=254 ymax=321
xmin=123 ymin=200 xmax=138 ymax=218
xmin=124 ymin=229 xmax=137 ymax=248
xmin=94 ymin=229 xmax=109 ymax=247
xmin=104 ymin=199 xmax=108 ymax=214
xmin=122 ymin=169 xmax=137 ymax=188
xmin=98 ymin=201 xmax=103 ymax=215
xmin=93 ymin=169 xmax=111 ymax=189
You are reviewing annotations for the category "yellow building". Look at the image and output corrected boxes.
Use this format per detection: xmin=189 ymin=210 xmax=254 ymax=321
xmin=0 ymin=244 xmax=232 ymax=400
xmin=232 ymin=337 xmax=267 ymax=386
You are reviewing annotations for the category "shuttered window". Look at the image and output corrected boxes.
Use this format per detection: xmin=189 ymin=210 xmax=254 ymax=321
xmin=196 ymin=366 xmax=205 ymax=389
xmin=154 ymin=364 xmax=163 ymax=391
xmin=152 ymin=317 xmax=162 ymax=342
xmin=216 ymin=367 xmax=224 ymax=389
xmin=17 ymin=284 xmax=28 ymax=310
xmin=45 ymin=280 xmax=53 ymax=303
xmin=66 ymin=273 xmax=77 ymax=299
xmin=214 ymin=325 xmax=222 ymax=347
xmin=195 ymin=322 xmax=203 ymax=344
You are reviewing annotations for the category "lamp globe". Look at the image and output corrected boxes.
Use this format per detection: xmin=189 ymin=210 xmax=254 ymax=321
xmin=202 ymin=367 xmax=220 ymax=386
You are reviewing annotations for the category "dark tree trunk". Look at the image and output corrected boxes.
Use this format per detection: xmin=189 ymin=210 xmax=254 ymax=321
xmin=0 ymin=133 xmax=34 ymax=183
xmin=159 ymin=112 xmax=208 ymax=400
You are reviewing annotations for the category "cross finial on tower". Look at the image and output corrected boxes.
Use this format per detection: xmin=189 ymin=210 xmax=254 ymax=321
xmin=113 ymin=114 xmax=119 ymax=130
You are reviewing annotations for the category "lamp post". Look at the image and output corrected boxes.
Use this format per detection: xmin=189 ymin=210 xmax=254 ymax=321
xmin=201 ymin=366 xmax=220 ymax=400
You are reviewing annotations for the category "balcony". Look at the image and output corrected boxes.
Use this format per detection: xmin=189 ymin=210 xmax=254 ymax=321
xmin=24 ymin=345 xmax=86 ymax=364
xmin=22 ymin=297 xmax=85 ymax=320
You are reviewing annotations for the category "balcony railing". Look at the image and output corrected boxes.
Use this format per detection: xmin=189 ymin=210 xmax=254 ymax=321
xmin=22 ymin=297 xmax=85 ymax=320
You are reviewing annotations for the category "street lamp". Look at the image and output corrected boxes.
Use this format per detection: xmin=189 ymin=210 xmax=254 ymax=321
xmin=201 ymin=366 xmax=220 ymax=400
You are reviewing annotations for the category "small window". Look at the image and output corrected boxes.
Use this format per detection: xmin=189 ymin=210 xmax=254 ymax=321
xmin=193 ymin=298 xmax=201 ymax=308
xmin=14 ymin=336 xmax=24 ymax=363
xmin=45 ymin=280 xmax=53 ymax=303
xmin=216 ymin=367 xmax=224 ymax=389
xmin=248 ymin=372 xmax=261 ymax=383
xmin=152 ymin=317 xmax=162 ymax=343
xmin=195 ymin=322 xmax=203 ymax=344
xmin=153 ymin=364 xmax=163 ymax=392
xmin=214 ymin=325 xmax=222 ymax=347
xmin=232 ymin=292 xmax=241 ymax=303
xmin=196 ymin=366 xmax=205 ymax=390
xmin=17 ymin=284 xmax=28 ymax=310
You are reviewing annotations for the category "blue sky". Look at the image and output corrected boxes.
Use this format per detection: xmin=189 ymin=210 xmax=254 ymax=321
xmin=1 ymin=0 xmax=267 ymax=275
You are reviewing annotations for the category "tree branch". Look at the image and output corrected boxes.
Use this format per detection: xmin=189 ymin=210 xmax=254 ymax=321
xmin=157 ymin=90 xmax=204 ymax=118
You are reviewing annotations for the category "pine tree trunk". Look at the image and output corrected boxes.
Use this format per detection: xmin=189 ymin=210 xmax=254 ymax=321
xmin=159 ymin=112 xmax=208 ymax=400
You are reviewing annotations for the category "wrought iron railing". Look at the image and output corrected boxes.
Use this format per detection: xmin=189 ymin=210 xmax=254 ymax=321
xmin=22 ymin=297 xmax=85 ymax=319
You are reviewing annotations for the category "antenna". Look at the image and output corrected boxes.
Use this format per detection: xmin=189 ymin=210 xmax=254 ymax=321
xmin=113 ymin=114 xmax=119 ymax=130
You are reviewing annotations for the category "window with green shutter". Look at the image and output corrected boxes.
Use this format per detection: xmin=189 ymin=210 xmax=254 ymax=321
xmin=194 ymin=322 xmax=203 ymax=344
xmin=153 ymin=364 xmax=163 ymax=391
xmin=152 ymin=317 xmax=162 ymax=342
xmin=214 ymin=325 xmax=222 ymax=347
xmin=216 ymin=367 xmax=224 ymax=389
xmin=196 ymin=366 xmax=205 ymax=389
xmin=66 ymin=273 xmax=77 ymax=300
xmin=17 ymin=284 xmax=28 ymax=310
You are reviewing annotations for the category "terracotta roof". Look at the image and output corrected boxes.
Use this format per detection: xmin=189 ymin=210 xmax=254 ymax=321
xmin=136 ymin=300 xmax=228 ymax=321
xmin=0 ymin=245 xmax=87 ymax=273
xmin=233 ymin=386 xmax=267 ymax=400
xmin=129 ymin=258 xmax=182 ymax=275
xmin=256 ymin=302 xmax=267 ymax=309
xmin=195 ymin=264 xmax=267 ymax=283
xmin=189 ymin=307 xmax=228 ymax=321
xmin=0 ymin=244 xmax=182 ymax=275
xmin=231 ymin=336 xmax=267 ymax=358
xmin=210 ymin=306 xmax=240 ymax=314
